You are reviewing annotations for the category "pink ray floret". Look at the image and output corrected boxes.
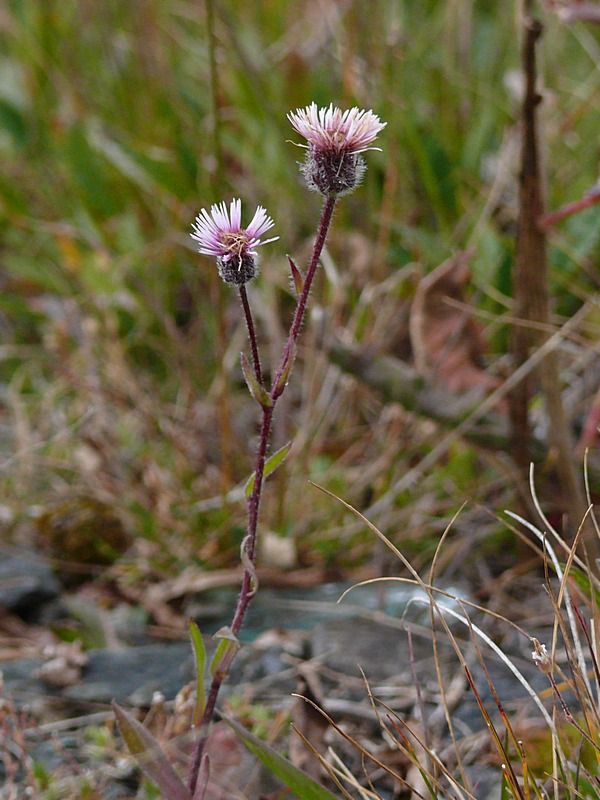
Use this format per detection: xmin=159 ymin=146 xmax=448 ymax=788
xmin=287 ymin=102 xmax=386 ymax=154
xmin=191 ymin=199 xmax=278 ymax=263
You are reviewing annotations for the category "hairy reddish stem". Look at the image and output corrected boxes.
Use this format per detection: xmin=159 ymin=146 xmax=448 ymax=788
xmin=188 ymin=194 xmax=336 ymax=795
xmin=239 ymin=284 xmax=263 ymax=386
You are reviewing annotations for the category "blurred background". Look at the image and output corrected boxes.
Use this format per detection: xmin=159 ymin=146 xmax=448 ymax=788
xmin=0 ymin=0 xmax=598 ymax=587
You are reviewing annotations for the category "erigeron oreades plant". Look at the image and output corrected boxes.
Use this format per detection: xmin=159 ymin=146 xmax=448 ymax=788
xmin=113 ymin=103 xmax=385 ymax=799
xmin=191 ymin=199 xmax=278 ymax=286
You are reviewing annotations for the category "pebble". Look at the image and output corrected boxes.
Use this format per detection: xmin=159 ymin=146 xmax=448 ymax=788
xmin=0 ymin=547 xmax=61 ymax=614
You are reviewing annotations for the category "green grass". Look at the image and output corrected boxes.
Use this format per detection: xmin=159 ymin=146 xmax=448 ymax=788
xmin=0 ymin=0 xmax=598 ymax=574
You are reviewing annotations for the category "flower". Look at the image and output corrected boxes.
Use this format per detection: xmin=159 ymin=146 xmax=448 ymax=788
xmin=531 ymin=638 xmax=552 ymax=674
xmin=288 ymin=103 xmax=386 ymax=154
xmin=288 ymin=103 xmax=386 ymax=196
xmin=191 ymin=199 xmax=278 ymax=285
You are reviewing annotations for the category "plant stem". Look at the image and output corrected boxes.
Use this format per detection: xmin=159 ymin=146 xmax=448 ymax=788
xmin=187 ymin=194 xmax=336 ymax=795
xmin=539 ymin=187 xmax=600 ymax=229
xmin=239 ymin=284 xmax=263 ymax=385
xmin=509 ymin=16 xmax=544 ymax=506
xmin=509 ymin=14 xmax=592 ymax=559
xmin=272 ymin=195 xmax=336 ymax=400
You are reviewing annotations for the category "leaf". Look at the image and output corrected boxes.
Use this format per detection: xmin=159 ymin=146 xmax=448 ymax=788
xmin=288 ymin=255 xmax=304 ymax=295
xmin=189 ymin=619 xmax=206 ymax=725
xmin=0 ymin=172 xmax=28 ymax=214
xmin=409 ymin=251 xmax=502 ymax=398
xmin=3 ymin=254 xmax=74 ymax=295
xmin=116 ymin=140 xmax=190 ymax=199
xmin=569 ymin=565 xmax=600 ymax=607
xmin=245 ymin=440 xmax=292 ymax=497
xmin=112 ymin=702 xmax=191 ymax=800
xmin=0 ymin=99 xmax=27 ymax=147
xmin=240 ymin=352 xmax=272 ymax=407
xmin=66 ymin=122 xmax=121 ymax=218
xmin=192 ymin=754 xmax=210 ymax=800
xmin=275 ymin=343 xmax=297 ymax=395
xmin=210 ymin=627 xmax=239 ymax=681
xmin=221 ymin=713 xmax=339 ymax=800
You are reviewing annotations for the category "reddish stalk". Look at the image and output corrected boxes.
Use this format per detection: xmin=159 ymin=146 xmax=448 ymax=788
xmin=509 ymin=13 xmax=592 ymax=559
xmin=539 ymin=186 xmax=600 ymax=229
xmin=187 ymin=194 xmax=336 ymax=795
xmin=239 ymin=284 xmax=263 ymax=386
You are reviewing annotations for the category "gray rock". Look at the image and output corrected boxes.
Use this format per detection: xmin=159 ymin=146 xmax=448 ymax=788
xmin=0 ymin=547 xmax=61 ymax=614
xmin=1 ymin=644 xmax=195 ymax=709
xmin=0 ymin=656 xmax=42 ymax=697
xmin=311 ymin=617 xmax=407 ymax=683
xmin=63 ymin=643 xmax=194 ymax=706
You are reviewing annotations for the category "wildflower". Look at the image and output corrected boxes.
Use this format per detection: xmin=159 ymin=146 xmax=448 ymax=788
xmin=531 ymin=638 xmax=552 ymax=674
xmin=191 ymin=199 xmax=278 ymax=285
xmin=288 ymin=102 xmax=386 ymax=196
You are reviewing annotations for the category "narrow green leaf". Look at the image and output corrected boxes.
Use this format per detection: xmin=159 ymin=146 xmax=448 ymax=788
xmin=189 ymin=619 xmax=206 ymax=725
xmin=569 ymin=564 xmax=600 ymax=606
xmin=0 ymin=173 xmax=28 ymax=213
xmin=222 ymin=713 xmax=339 ymax=800
xmin=210 ymin=627 xmax=239 ymax=680
xmin=112 ymin=702 xmax=191 ymax=800
xmin=3 ymin=254 xmax=73 ymax=295
xmin=66 ymin=122 xmax=121 ymax=218
xmin=0 ymin=99 xmax=27 ymax=147
xmin=115 ymin=140 xmax=189 ymax=199
xmin=241 ymin=352 xmax=272 ymax=407
xmin=245 ymin=440 xmax=292 ymax=497
xmin=275 ymin=344 xmax=297 ymax=395
xmin=288 ymin=255 xmax=304 ymax=295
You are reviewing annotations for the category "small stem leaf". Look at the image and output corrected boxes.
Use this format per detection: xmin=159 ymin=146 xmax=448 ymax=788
xmin=112 ymin=702 xmax=191 ymax=800
xmin=263 ymin=439 xmax=292 ymax=479
xmin=189 ymin=619 xmax=207 ymax=725
xmin=244 ymin=440 xmax=292 ymax=497
xmin=240 ymin=535 xmax=258 ymax=596
xmin=213 ymin=625 xmax=238 ymax=641
xmin=288 ymin=255 xmax=304 ymax=295
xmin=210 ymin=627 xmax=240 ymax=680
xmin=275 ymin=343 xmax=297 ymax=395
xmin=221 ymin=712 xmax=339 ymax=800
xmin=240 ymin=352 xmax=271 ymax=407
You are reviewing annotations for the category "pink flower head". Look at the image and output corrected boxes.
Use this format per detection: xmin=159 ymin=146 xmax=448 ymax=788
xmin=288 ymin=102 xmax=386 ymax=155
xmin=287 ymin=103 xmax=385 ymax=196
xmin=191 ymin=199 xmax=278 ymax=285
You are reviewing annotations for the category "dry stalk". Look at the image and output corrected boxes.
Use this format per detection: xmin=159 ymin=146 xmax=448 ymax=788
xmin=509 ymin=13 xmax=593 ymax=560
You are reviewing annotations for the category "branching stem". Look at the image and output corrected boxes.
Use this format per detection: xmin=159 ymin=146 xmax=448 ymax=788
xmin=188 ymin=194 xmax=336 ymax=795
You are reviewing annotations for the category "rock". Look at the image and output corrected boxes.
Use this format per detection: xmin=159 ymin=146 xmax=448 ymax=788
xmin=0 ymin=656 xmax=42 ymax=697
xmin=0 ymin=547 xmax=60 ymax=615
xmin=310 ymin=617 xmax=407 ymax=683
xmin=63 ymin=643 xmax=194 ymax=706
xmin=1 ymin=643 xmax=195 ymax=710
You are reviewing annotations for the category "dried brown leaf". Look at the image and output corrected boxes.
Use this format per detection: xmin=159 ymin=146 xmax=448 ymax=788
xmin=410 ymin=252 xmax=501 ymax=396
